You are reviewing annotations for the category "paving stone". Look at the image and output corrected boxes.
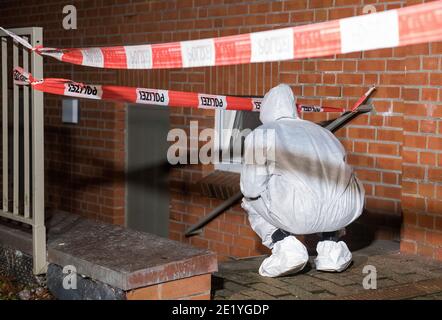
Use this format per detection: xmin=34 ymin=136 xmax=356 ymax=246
xmin=278 ymin=284 xmax=314 ymax=299
xmin=314 ymin=280 xmax=360 ymax=296
xmin=345 ymin=273 xmax=364 ymax=284
xmin=387 ymin=272 xmax=429 ymax=284
xmin=281 ymin=276 xmax=325 ymax=293
xmin=216 ymin=272 xmax=261 ymax=285
xmin=416 ymin=292 xmax=442 ymax=300
xmin=311 ymin=272 xmax=358 ymax=286
xmin=377 ymin=278 xmax=400 ymax=289
xmin=213 ymin=288 xmax=235 ymax=298
xmin=259 ymin=276 xmax=294 ymax=289
xmin=240 ymin=289 xmax=277 ymax=300
xmin=277 ymin=295 xmax=301 ymax=300
xmin=250 ymin=283 xmax=289 ymax=297
xmin=228 ymin=293 xmax=252 ymax=300
xmin=338 ymin=278 xmax=442 ymax=300
xmin=213 ymin=240 xmax=442 ymax=300
xmin=223 ymin=281 xmax=250 ymax=293
xmin=312 ymin=291 xmax=336 ymax=299
xmin=413 ymin=267 xmax=442 ymax=278
xmin=398 ymin=273 xmax=430 ymax=283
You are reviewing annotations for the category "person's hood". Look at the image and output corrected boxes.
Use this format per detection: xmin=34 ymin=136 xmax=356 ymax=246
xmin=259 ymin=84 xmax=298 ymax=124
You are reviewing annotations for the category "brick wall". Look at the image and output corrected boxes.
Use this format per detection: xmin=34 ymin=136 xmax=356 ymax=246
xmin=0 ymin=0 xmax=441 ymax=261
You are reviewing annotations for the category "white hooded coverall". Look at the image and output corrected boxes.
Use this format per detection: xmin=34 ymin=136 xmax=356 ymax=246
xmin=240 ymin=84 xmax=365 ymax=276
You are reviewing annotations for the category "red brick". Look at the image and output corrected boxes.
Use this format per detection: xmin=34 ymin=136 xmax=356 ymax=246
xmin=376 ymin=157 xmax=402 ymax=171
xmin=347 ymin=154 xmax=375 ymax=168
xmin=375 ymin=185 xmax=401 ymax=200
xmin=316 ymin=86 xmax=341 ymax=97
xmin=309 ymin=0 xmax=334 ymax=9
xmin=382 ymin=172 xmax=397 ymax=185
xmin=422 ymin=88 xmax=439 ymax=101
xmin=400 ymin=240 xmax=417 ymax=254
xmin=317 ymin=60 xmax=343 ymax=71
xmin=402 ymin=181 xmax=417 ymax=195
xmin=358 ymin=60 xmax=385 ymax=71
xmin=418 ymin=215 xmax=434 ymax=229
xmin=402 ymin=196 xmax=426 ymax=212
xmin=348 ymin=128 xmax=376 ymax=140
xmin=403 ymin=119 xmax=419 ymax=132
xmin=404 ymin=135 xmax=426 ymax=148
xmin=403 ymin=211 xmax=418 ymax=226
xmin=403 ymin=165 xmax=426 ymax=180
xmin=368 ymin=143 xmax=398 ymax=156
xmin=428 ymin=137 xmax=442 ymax=150
xmin=429 ymin=168 xmax=442 ymax=183
xmin=355 ymin=169 xmax=381 ymax=182
xmin=403 ymin=150 xmax=418 ymax=164
xmin=418 ymin=183 xmax=435 ymax=198
xmin=428 ymin=200 xmax=442 ymax=215
xmin=365 ymin=198 xmax=396 ymax=213
xmin=402 ymin=226 xmax=425 ymax=242
xmin=402 ymin=88 xmax=420 ymax=101
xmin=417 ymin=243 xmax=434 ymax=258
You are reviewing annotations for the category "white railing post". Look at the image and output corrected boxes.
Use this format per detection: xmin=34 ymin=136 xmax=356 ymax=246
xmin=0 ymin=27 xmax=46 ymax=275
xmin=30 ymin=27 xmax=46 ymax=275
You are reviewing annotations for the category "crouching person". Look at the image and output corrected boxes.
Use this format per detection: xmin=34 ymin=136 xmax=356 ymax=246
xmin=240 ymin=84 xmax=365 ymax=277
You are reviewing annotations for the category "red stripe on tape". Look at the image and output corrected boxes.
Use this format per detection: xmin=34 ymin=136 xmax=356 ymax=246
xmin=294 ymin=20 xmax=341 ymax=59
xmin=102 ymin=85 xmax=136 ymax=102
xmin=102 ymin=47 xmax=128 ymax=69
xmin=168 ymin=90 xmax=199 ymax=108
xmin=61 ymin=49 xmax=83 ymax=65
xmin=398 ymin=0 xmax=442 ymax=46
xmin=214 ymin=34 xmax=251 ymax=66
xmin=226 ymin=96 xmax=255 ymax=111
xmin=152 ymin=42 xmax=183 ymax=69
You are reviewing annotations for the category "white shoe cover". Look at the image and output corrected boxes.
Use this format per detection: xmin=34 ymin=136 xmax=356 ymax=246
xmin=315 ymin=240 xmax=352 ymax=272
xmin=258 ymin=236 xmax=309 ymax=277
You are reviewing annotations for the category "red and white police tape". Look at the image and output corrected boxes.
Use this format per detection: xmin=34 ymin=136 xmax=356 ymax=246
xmin=2 ymin=1 xmax=442 ymax=69
xmin=13 ymin=67 xmax=344 ymax=113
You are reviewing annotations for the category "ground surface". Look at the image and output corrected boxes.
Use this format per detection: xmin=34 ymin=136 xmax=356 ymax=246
xmin=212 ymin=240 xmax=442 ymax=300
xmin=0 ymin=274 xmax=52 ymax=300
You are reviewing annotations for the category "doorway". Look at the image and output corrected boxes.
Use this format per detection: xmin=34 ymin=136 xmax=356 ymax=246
xmin=126 ymin=104 xmax=170 ymax=237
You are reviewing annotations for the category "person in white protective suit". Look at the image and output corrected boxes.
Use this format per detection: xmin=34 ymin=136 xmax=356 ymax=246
xmin=240 ymin=84 xmax=365 ymax=277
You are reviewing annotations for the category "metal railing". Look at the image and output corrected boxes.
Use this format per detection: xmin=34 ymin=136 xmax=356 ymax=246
xmin=0 ymin=27 xmax=46 ymax=275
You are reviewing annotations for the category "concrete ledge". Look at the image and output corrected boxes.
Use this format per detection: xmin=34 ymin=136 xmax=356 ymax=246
xmin=0 ymin=212 xmax=218 ymax=297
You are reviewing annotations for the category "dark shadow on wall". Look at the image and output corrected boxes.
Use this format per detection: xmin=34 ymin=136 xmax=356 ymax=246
xmin=44 ymin=125 xmax=178 ymax=219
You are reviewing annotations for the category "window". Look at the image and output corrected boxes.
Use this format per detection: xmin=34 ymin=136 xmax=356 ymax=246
xmin=214 ymin=109 xmax=262 ymax=173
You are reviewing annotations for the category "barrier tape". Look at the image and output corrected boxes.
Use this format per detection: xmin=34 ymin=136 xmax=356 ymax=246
xmin=2 ymin=1 xmax=442 ymax=70
xmin=13 ymin=67 xmax=344 ymax=113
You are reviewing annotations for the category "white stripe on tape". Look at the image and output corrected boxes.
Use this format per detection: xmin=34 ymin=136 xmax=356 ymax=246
xmin=64 ymin=83 xmax=103 ymax=100
xmin=340 ymin=10 xmax=399 ymax=54
xmin=181 ymin=38 xmax=216 ymax=68
xmin=125 ymin=45 xmax=152 ymax=69
xmin=0 ymin=27 xmax=34 ymax=50
xmin=250 ymin=27 xmax=294 ymax=63
xmin=81 ymin=48 xmax=104 ymax=68
xmin=300 ymin=105 xmax=322 ymax=112
xmin=40 ymin=49 xmax=64 ymax=61
xmin=136 ymin=88 xmax=169 ymax=105
xmin=13 ymin=68 xmax=31 ymax=85
xmin=198 ymin=94 xmax=227 ymax=109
